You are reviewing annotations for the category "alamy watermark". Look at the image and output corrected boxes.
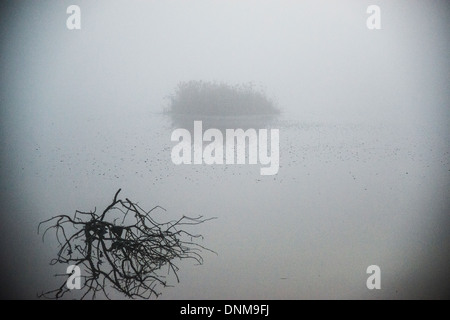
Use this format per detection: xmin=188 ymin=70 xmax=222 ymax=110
xmin=66 ymin=265 xmax=81 ymax=290
xmin=366 ymin=265 xmax=381 ymax=290
xmin=367 ymin=5 xmax=381 ymax=30
xmin=66 ymin=4 xmax=380 ymax=31
xmin=66 ymin=263 xmax=382 ymax=292
xmin=170 ymin=121 xmax=279 ymax=176
xmin=66 ymin=5 xmax=81 ymax=30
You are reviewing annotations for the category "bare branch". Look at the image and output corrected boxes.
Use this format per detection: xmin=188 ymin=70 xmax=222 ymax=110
xmin=38 ymin=189 xmax=216 ymax=299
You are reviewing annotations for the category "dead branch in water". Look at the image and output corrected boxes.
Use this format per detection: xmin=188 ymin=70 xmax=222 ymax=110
xmin=38 ymin=189 xmax=215 ymax=299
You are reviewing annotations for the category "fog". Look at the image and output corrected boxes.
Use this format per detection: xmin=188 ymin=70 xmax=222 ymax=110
xmin=0 ymin=0 xmax=449 ymax=299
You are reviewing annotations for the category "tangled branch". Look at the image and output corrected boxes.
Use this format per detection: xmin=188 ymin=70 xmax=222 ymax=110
xmin=38 ymin=189 xmax=216 ymax=299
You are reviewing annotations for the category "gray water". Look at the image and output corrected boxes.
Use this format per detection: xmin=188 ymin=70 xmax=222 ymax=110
xmin=2 ymin=110 xmax=448 ymax=299
xmin=0 ymin=0 xmax=449 ymax=299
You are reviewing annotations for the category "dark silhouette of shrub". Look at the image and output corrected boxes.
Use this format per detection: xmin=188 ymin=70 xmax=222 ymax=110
xmin=38 ymin=189 xmax=215 ymax=299
xmin=167 ymin=81 xmax=279 ymax=116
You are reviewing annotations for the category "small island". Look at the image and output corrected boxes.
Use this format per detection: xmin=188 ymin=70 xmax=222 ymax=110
xmin=166 ymin=80 xmax=279 ymax=116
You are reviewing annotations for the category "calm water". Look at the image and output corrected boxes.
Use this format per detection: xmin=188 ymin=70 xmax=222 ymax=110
xmin=4 ymin=109 xmax=448 ymax=299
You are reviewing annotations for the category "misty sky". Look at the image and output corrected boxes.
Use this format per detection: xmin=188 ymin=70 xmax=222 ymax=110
xmin=2 ymin=0 xmax=449 ymax=121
